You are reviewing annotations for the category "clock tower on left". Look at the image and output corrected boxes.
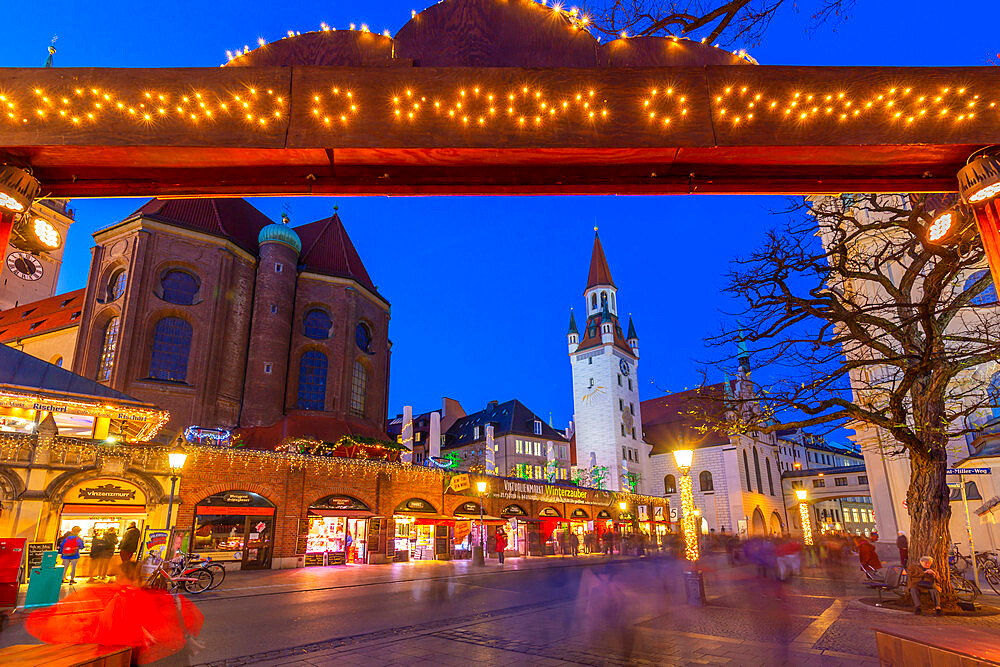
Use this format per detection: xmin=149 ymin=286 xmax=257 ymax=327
xmin=0 ymin=200 xmax=74 ymax=310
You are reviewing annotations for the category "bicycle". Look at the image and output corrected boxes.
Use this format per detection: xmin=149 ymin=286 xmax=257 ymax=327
xmin=949 ymin=544 xmax=998 ymax=596
xmin=949 ymin=562 xmax=981 ymax=603
xmin=174 ymin=551 xmax=226 ymax=590
xmin=143 ymin=554 xmax=214 ymax=594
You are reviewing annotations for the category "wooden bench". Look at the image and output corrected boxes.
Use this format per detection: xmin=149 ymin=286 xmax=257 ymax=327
xmin=0 ymin=644 xmax=131 ymax=666
xmin=875 ymin=626 xmax=1000 ymax=666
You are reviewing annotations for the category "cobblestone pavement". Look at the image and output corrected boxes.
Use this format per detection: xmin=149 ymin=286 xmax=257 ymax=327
xmin=190 ymin=558 xmax=1000 ymax=666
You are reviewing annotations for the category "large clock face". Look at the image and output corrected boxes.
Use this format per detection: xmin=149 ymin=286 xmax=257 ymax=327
xmin=619 ymin=358 xmax=630 ymax=376
xmin=6 ymin=252 xmax=43 ymax=281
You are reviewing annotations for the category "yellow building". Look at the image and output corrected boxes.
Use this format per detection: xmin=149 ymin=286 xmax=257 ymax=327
xmin=0 ymin=344 xmax=176 ymax=577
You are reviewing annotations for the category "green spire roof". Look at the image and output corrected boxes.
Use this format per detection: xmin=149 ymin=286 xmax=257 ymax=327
xmin=627 ymin=316 xmax=638 ymax=340
xmin=258 ymin=220 xmax=302 ymax=255
xmin=568 ymin=309 xmax=578 ymax=335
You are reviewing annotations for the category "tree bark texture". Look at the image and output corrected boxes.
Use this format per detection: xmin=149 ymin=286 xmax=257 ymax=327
xmin=906 ymin=447 xmax=954 ymax=607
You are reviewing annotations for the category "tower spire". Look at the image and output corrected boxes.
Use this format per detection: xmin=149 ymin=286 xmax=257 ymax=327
xmin=585 ymin=231 xmax=615 ymax=291
xmin=567 ymin=308 xmax=578 ymax=335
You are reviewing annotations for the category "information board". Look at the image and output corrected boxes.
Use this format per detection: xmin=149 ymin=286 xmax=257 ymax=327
xmin=24 ymin=542 xmax=52 ymax=582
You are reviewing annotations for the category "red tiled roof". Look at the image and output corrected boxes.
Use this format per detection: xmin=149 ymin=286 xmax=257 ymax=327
xmin=574 ymin=311 xmax=635 ymax=357
xmin=235 ymin=414 xmax=385 ymax=449
xmin=124 ymin=198 xmax=273 ymax=253
xmin=586 ymin=232 xmax=615 ymax=291
xmin=294 ymin=213 xmax=379 ymax=295
xmin=641 ymin=383 xmax=734 ymax=456
xmin=0 ymin=289 xmax=85 ymax=343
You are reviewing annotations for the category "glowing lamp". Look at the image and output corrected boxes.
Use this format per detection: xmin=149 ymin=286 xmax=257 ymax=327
xmin=795 ymin=488 xmax=808 ymax=501
xmin=167 ymin=444 xmax=188 ymax=471
xmin=958 ymin=152 xmax=1000 ymax=205
xmin=619 ymin=501 xmax=627 ymax=511
xmin=0 ymin=165 xmax=41 ymax=213
xmin=673 ymin=448 xmax=693 ymax=473
xmin=476 ymin=480 xmax=487 ymax=494
xmin=31 ymin=218 xmax=60 ymax=248
xmin=928 ymin=210 xmax=955 ymax=242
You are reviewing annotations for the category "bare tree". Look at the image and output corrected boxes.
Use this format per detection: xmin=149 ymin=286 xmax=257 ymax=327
xmin=698 ymin=194 xmax=1000 ymax=605
xmin=582 ymin=0 xmax=856 ymax=47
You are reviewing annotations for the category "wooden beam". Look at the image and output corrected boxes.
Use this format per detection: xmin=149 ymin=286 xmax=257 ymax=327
xmin=1 ymin=65 xmax=997 ymax=196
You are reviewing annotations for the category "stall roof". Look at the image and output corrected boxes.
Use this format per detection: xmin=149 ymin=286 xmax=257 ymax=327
xmin=0 ymin=345 xmax=140 ymax=403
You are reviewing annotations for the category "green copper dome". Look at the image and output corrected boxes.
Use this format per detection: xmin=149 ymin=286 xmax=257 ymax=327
xmin=258 ymin=221 xmax=301 ymax=255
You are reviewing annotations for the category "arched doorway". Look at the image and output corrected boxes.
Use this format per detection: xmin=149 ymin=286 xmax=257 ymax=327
xmin=193 ymin=490 xmax=276 ymax=570
xmin=769 ymin=511 xmax=784 ymax=535
xmin=305 ymin=494 xmax=374 ymax=566
xmin=751 ymin=507 xmax=766 ymax=535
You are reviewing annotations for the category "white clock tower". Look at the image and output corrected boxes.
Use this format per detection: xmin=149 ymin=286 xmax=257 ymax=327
xmin=569 ymin=232 xmax=649 ymax=493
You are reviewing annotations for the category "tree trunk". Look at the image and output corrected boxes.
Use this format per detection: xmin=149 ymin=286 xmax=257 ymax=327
xmin=906 ymin=447 xmax=954 ymax=608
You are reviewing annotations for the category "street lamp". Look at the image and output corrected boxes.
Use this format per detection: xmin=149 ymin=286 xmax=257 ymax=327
xmin=795 ymin=488 xmax=813 ymax=546
xmin=673 ymin=448 xmax=705 ymax=605
xmin=956 ymin=149 xmax=1000 ymax=293
xmin=164 ymin=442 xmax=188 ymax=531
xmin=475 ymin=480 xmax=487 ymax=566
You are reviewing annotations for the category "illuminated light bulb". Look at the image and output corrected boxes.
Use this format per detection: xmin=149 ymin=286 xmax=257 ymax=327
xmin=339 ymin=115 xmax=346 ymax=121
xmin=853 ymin=110 xmax=860 ymax=115
xmin=408 ymin=112 xmax=413 ymax=118
xmin=747 ymin=113 xmax=752 ymax=119
xmin=143 ymin=113 xmax=150 ymax=120
xmin=770 ymin=101 xmax=777 ymax=108
xmin=664 ymin=118 xmax=670 ymax=125
xmin=350 ymin=105 xmax=356 ymax=111
xmin=411 ymin=10 xmax=416 ymax=17
xmin=258 ymin=37 xmax=266 ymax=46
xmin=719 ymin=108 xmax=727 ymax=115
xmin=383 ymin=30 xmax=390 ymax=37
xmin=349 ymin=23 xmax=355 ymax=30
xmin=434 ymin=101 xmax=440 ymax=107
xmin=474 ymin=87 xmax=479 ymax=94
xmin=840 ymin=114 xmax=846 ymax=120
xmin=959 ymin=88 xmax=965 ymax=94
xmin=519 ymin=117 xmax=525 ymax=123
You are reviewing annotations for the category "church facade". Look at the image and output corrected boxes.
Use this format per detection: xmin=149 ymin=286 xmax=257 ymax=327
xmin=67 ymin=198 xmax=391 ymax=443
xmin=568 ymin=233 xmax=650 ymax=493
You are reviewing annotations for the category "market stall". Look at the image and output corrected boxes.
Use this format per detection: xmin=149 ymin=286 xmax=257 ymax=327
xmin=305 ymin=495 xmax=374 ymax=566
xmin=192 ymin=490 xmax=275 ymax=570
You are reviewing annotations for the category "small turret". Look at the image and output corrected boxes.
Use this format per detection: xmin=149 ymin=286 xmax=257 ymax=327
xmin=567 ymin=308 xmax=579 ymax=352
xmin=626 ymin=315 xmax=639 ymax=357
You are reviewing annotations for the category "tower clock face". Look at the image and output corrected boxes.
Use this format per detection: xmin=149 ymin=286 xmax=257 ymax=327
xmin=6 ymin=252 xmax=43 ymax=281
xmin=619 ymin=358 xmax=630 ymax=376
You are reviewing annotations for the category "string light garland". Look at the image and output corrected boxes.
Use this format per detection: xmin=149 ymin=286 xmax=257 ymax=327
xmin=679 ymin=472 xmax=699 ymax=561
xmin=0 ymin=390 xmax=169 ymax=441
xmin=0 ymin=85 xmax=284 ymax=130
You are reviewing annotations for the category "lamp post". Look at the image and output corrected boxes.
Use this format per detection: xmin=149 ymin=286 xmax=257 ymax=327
xmin=673 ymin=448 xmax=705 ymax=605
xmin=164 ymin=443 xmax=188 ymax=531
xmin=474 ymin=480 xmax=487 ymax=566
xmin=618 ymin=500 xmax=627 ymax=554
xmin=796 ymin=488 xmax=813 ymax=546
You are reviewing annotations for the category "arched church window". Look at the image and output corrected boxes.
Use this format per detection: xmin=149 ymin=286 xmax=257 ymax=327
xmin=107 ymin=269 xmax=127 ymax=301
xmin=297 ymin=351 xmax=328 ymax=410
xmin=766 ymin=458 xmax=775 ymax=496
xmin=149 ymin=317 xmax=193 ymax=382
xmin=743 ymin=451 xmax=752 ymax=493
xmin=591 ymin=293 xmax=597 ymax=309
xmin=699 ymin=471 xmax=713 ymax=492
xmin=664 ymin=474 xmax=676 ymax=494
xmin=350 ymin=360 xmax=368 ymax=417
xmin=161 ymin=270 xmax=199 ymax=305
xmin=753 ymin=447 xmax=763 ymax=494
xmin=355 ymin=322 xmax=373 ymax=354
xmin=303 ymin=309 xmax=333 ymax=340
xmin=97 ymin=317 xmax=120 ymax=381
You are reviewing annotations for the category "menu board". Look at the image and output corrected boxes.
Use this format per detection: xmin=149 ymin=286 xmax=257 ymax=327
xmin=24 ymin=542 xmax=52 ymax=582
xmin=304 ymin=552 xmax=325 ymax=567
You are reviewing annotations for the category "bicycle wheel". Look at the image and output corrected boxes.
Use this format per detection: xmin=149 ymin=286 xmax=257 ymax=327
xmin=951 ymin=572 xmax=978 ymax=603
xmin=182 ymin=568 xmax=214 ymax=594
xmin=204 ymin=562 xmax=226 ymax=589
xmin=982 ymin=562 xmax=1000 ymax=596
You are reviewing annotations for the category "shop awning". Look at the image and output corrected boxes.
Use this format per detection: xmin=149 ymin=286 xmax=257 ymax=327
xmin=455 ymin=515 xmax=507 ymax=525
xmin=308 ymin=509 xmax=375 ymax=518
xmin=411 ymin=514 xmax=457 ymax=525
xmin=62 ymin=504 xmax=146 ymax=514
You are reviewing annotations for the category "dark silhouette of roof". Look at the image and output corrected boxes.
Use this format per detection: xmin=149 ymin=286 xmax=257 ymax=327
xmin=585 ymin=232 xmax=615 ymax=291
xmin=641 ymin=384 xmax=734 ymax=456
xmin=567 ymin=310 xmax=578 ymax=336
xmin=627 ymin=316 xmax=638 ymax=340
xmin=122 ymin=198 xmax=274 ymax=254
xmin=294 ymin=213 xmax=380 ymax=296
xmin=445 ymin=399 xmax=567 ymax=449
xmin=0 ymin=344 xmax=150 ymax=406
xmin=0 ymin=289 xmax=85 ymax=342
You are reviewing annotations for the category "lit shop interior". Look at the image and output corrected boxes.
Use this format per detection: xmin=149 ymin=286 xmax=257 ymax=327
xmin=304 ymin=495 xmax=374 ymax=566
xmin=392 ymin=498 xmax=449 ymax=561
xmin=192 ymin=490 xmax=276 ymax=570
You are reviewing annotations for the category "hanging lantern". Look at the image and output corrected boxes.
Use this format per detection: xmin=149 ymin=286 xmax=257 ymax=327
xmin=957 ymin=150 xmax=1000 ymax=297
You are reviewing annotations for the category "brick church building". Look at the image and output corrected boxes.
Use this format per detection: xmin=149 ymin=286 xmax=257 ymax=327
xmin=69 ymin=198 xmax=391 ymax=444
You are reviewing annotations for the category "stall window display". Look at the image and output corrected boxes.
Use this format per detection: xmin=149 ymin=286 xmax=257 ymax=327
xmin=58 ymin=514 xmax=143 ymax=555
xmin=393 ymin=518 xmax=437 ymax=560
xmin=192 ymin=490 xmax=275 ymax=569
xmin=305 ymin=516 xmax=368 ymax=564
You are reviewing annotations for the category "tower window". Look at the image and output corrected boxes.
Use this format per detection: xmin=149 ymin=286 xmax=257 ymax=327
xmin=591 ymin=293 xmax=597 ymax=309
xmin=107 ymin=269 xmax=127 ymax=301
xmin=274 ymin=263 xmax=283 ymax=273
xmin=355 ymin=322 xmax=374 ymax=354
xmin=588 ymin=357 xmax=592 ymax=365
xmin=160 ymin=270 xmax=199 ymax=305
xmin=270 ymin=304 xmax=278 ymax=314
xmin=628 ymin=379 xmax=633 ymax=391
xmin=350 ymin=360 xmax=368 ymax=417
xmin=303 ymin=309 xmax=333 ymax=340
xmin=149 ymin=317 xmax=193 ymax=382
xmin=621 ymin=423 xmax=626 ymax=436
xmin=618 ymin=374 xmax=622 ymax=386
xmin=619 ymin=399 xmax=623 ymax=411
xmin=297 ymin=350 xmax=328 ymax=410
xmin=97 ymin=317 xmax=120 ymax=381
xmin=533 ymin=420 xmax=542 ymax=435
xmin=629 ymin=403 xmax=634 ymax=415
xmin=264 ymin=363 xmax=272 ymax=374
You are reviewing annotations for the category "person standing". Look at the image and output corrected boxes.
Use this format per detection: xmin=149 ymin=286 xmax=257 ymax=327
xmin=119 ymin=522 xmax=141 ymax=563
xmin=87 ymin=530 xmax=108 ymax=583
xmin=57 ymin=526 xmax=84 ymax=584
xmin=569 ymin=531 xmax=580 ymax=557
xmin=96 ymin=527 xmax=118 ymax=580
xmin=896 ymin=532 xmax=909 ymax=568
xmin=495 ymin=528 xmax=508 ymax=565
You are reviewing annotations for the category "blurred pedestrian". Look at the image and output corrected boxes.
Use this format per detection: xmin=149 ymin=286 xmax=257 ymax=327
xmin=88 ymin=530 xmax=111 ymax=583
xmin=119 ymin=522 xmax=141 ymax=562
xmin=569 ymin=532 xmax=580 ymax=557
xmin=495 ymin=528 xmax=508 ymax=565
xmin=855 ymin=535 xmax=881 ymax=571
xmin=896 ymin=531 xmax=908 ymax=568
xmin=58 ymin=526 xmax=84 ymax=584
xmin=909 ymin=555 xmax=942 ymax=615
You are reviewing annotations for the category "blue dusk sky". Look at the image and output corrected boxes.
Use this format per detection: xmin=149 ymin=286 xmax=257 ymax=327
xmin=2 ymin=0 xmax=997 ymax=429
